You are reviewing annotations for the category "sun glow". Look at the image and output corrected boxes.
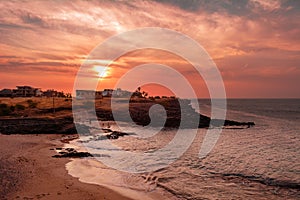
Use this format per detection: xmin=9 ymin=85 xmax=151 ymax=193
xmin=94 ymin=66 xmax=110 ymax=78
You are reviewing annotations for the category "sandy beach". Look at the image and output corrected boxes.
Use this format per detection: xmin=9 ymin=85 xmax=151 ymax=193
xmin=0 ymin=134 xmax=133 ymax=200
xmin=0 ymin=98 xmax=299 ymax=199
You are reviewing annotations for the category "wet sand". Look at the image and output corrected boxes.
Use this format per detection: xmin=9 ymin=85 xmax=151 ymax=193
xmin=0 ymin=134 xmax=132 ymax=200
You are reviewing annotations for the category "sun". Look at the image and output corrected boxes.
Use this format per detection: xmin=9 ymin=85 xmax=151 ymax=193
xmin=94 ymin=66 xmax=110 ymax=78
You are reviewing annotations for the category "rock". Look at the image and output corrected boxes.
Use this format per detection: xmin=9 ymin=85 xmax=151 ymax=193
xmin=52 ymin=147 xmax=110 ymax=158
xmin=0 ymin=117 xmax=90 ymax=135
xmin=52 ymin=147 xmax=92 ymax=158
xmin=95 ymin=98 xmax=255 ymax=129
xmin=52 ymin=151 xmax=93 ymax=158
xmin=106 ymin=131 xmax=129 ymax=139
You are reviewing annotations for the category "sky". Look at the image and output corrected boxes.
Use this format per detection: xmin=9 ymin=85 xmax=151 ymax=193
xmin=0 ymin=0 xmax=299 ymax=98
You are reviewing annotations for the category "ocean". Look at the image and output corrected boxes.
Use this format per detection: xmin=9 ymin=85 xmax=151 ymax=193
xmin=66 ymin=99 xmax=300 ymax=199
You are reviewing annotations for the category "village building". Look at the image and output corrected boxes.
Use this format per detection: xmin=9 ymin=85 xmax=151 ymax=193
xmin=43 ymin=89 xmax=58 ymax=97
xmin=102 ymin=89 xmax=114 ymax=97
xmin=113 ymin=88 xmax=132 ymax=97
xmin=76 ymin=90 xmax=103 ymax=99
xmin=0 ymin=86 xmax=133 ymax=99
xmin=13 ymin=86 xmax=41 ymax=97
xmin=43 ymin=90 xmax=66 ymax=97
xmin=76 ymin=88 xmax=133 ymax=99
xmin=0 ymin=89 xmax=13 ymax=97
xmin=0 ymin=86 xmax=70 ymax=98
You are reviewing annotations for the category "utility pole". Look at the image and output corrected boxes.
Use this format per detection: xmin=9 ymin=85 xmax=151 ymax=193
xmin=52 ymin=92 xmax=55 ymax=114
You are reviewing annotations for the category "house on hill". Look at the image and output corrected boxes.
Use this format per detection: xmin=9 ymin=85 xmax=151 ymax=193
xmin=113 ymin=88 xmax=132 ymax=98
xmin=103 ymin=88 xmax=132 ymax=98
xmin=102 ymin=89 xmax=113 ymax=97
xmin=0 ymin=89 xmax=13 ymax=97
xmin=14 ymin=86 xmax=41 ymax=97
xmin=76 ymin=90 xmax=103 ymax=99
xmin=43 ymin=90 xmax=67 ymax=97
xmin=0 ymin=86 xmax=68 ymax=98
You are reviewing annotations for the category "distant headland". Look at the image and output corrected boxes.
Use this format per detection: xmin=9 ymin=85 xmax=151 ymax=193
xmin=0 ymin=85 xmax=255 ymax=135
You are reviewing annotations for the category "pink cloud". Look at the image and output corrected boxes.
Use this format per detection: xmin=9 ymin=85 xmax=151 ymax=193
xmin=0 ymin=0 xmax=299 ymax=97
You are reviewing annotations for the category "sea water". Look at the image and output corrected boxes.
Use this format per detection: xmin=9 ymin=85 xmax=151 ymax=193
xmin=66 ymin=99 xmax=300 ymax=199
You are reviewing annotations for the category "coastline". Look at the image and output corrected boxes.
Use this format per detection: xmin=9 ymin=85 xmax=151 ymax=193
xmin=1 ymin=98 xmax=299 ymax=199
xmin=65 ymin=127 xmax=300 ymax=200
xmin=0 ymin=134 xmax=133 ymax=200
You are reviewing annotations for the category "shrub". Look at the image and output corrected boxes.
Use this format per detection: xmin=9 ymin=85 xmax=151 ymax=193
xmin=27 ymin=99 xmax=38 ymax=108
xmin=0 ymin=103 xmax=11 ymax=116
xmin=0 ymin=104 xmax=8 ymax=109
xmin=10 ymin=105 xmax=15 ymax=112
xmin=15 ymin=104 xmax=25 ymax=110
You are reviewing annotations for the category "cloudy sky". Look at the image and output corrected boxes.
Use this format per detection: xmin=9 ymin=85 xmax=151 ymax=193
xmin=0 ymin=0 xmax=299 ymax=98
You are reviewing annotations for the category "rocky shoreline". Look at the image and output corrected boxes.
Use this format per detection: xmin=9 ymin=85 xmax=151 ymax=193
xmin=0 ymin=98 xmax=255 ymax=135
xmin=0 ymin=117 xmax=78 ymax=135
xmin=96 ymin=98 xmax=255 ymax=128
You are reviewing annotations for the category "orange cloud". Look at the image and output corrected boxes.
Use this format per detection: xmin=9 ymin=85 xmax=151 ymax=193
xmin=0 ymin=0 xmax=299 ymax=97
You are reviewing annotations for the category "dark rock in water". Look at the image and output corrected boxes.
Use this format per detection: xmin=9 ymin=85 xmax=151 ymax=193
xmin=102 ymin=128 xmax=113 ymax=133
xmin=94 ymin=130 xmax=130 ymax=140
xmin=222 ymin=173 xmax=300 ymax=190
xmin=52 ymin=151 xmax=93 ymax=158
xmin=106 ymin=131 xmax=129 ymax=139
xmin=65 ymin=148 xmax=75 ymax=152
xmin=52 ymin=147 xmax=110 ymax=158
xmin=212 ymin=119 xmax=255 ymax=128
xmin=52 ymin=147 xmax=92 ymax=158
xmin=223 ymin=120 xmax=255 ymax=127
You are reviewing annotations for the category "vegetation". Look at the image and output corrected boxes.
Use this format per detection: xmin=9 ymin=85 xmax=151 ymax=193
xmin=132 ymin=87 xmax=148 ymax=98
xmin=10 ymin=105 xmax=15 ymax=112
xmin=0 ymin=90 xmax=177 ymax=118
xmin=0 ymin=103 xmax=11 ymax=116
xmin=27 ymin=99 xmax=38 ymax=108
xmin=15 ymin=104 xmax=26 ymax=110
xmin=0 ymin=97 xmax=73 ymax=118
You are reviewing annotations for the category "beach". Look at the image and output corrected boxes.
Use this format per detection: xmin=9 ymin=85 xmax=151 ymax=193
xmin=0 ymin=98 xmax=299 ymax=199
xmin=65 ymin=99 xmax=300 ymax=199
xmin=0 ymin=134 xmax=133 ymax=200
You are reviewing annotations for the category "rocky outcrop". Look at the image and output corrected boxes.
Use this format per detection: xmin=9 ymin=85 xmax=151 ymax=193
xmin=105 ymin=131 xmax=129 ymax=139
xmin=0 ymin=98 xmax=255 ymax=135
xmin=96 ymin=98 xmax=255 ymax=129
xmin=52 ymin=148 xmax=109 ymax=158
xmin=0 ymin=117 xmax=90 ymax=135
